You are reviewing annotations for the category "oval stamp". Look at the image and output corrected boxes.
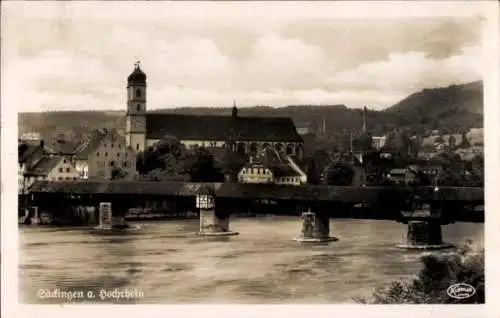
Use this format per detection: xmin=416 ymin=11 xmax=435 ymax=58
xmin=447 ymin=283 xmax=476 ymax=300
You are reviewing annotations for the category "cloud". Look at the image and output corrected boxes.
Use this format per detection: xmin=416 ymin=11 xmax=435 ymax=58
xmin=331 ymin=45 xmax=482 ymax=95
xmin=1 ymin=5 xmax=483 ymax=113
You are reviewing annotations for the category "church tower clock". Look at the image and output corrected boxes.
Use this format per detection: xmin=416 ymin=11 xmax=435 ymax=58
xmin=126 ymin=62 xmax=147 ymax=152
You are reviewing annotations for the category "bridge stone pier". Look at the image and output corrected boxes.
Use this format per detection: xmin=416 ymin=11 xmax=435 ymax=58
xmin=397 ymin=201 xmax=453 ymax=250
xmin=294 ymin=206 xmax=338 ymax=243
xmin=196 ymin=185 xmax=239 ymax=236
xmin=96 ymin=202 xmax=130 ymax=230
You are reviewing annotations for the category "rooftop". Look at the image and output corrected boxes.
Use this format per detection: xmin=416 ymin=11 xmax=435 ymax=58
xmin=25 ymin=156 xmax=63 ymax=176
xmin=146 ymin=113 xmax=303 ymax=143
xmin=28 ymin=180 xmax=484 ymax=202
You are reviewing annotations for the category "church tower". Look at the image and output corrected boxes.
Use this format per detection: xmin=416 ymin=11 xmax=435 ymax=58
xmin=126 ymin=62 xmax=147 ymax=152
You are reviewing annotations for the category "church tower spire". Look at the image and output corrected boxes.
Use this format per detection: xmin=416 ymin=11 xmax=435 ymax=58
xmin=125 ymin=62 xmax=147 ymax=152
xmin=232 ymin=100 xmax=238 ymax=119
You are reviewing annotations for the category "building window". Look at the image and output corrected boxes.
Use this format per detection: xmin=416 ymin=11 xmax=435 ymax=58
xmin=111 ymin=143 xmax=114 ymax=148
xmin=65 ymin=177 xmax=70 ymax=180
xmin=117 ymin=153 xmax=120 ymax=157
xmin=109 ymin=161 xmax=115 ymax=167
xmin=123 ymin=161 xmax=128 ymax=168
xmin=97 ymin=152 xmax=100 ymax=157
xmin=136 ymin=104 xmax=141 ymax=112
xmin=73 ymin=177 xmax=77 ymax=180
xmin=136 ymin=144 xmax=139 ymax=150
xmin=136 ymin=89 xmax=141 ymax=98
xmin=59 ymin=168 xmax=63 ymax=173
xmin=63 ymin=159 xmax=67 ymax=163
xmin=105 ymin=152 xmax=108 ymax=157
xmin=66 ymin=168 xmax=70 ymax=172
xmin=104 ymin=143 xmax=107 ymax=148
xmin=58 ymin=177 xmax=62 ymax=180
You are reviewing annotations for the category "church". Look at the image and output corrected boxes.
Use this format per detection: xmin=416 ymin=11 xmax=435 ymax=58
xmin=125 ymin=63 xmax=304 ymax=158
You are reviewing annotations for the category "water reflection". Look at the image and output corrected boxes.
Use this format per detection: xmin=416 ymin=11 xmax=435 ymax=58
xmin=19 ymin=217 xmax=483 ymax=304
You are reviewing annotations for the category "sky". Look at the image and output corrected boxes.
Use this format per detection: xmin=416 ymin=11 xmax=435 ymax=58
xmin=1 ymin=2 xmax=485 ymax=112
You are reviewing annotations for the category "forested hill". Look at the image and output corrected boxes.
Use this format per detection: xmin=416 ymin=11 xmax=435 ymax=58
xmin=18 ymin=81 xmax=483 ymax=142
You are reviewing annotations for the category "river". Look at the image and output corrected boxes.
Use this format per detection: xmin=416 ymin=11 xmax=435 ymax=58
xmin=19 ymin=217 xmax=484 ymax=304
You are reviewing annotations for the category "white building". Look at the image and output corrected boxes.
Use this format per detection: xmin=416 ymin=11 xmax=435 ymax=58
xmin=238 ymin=147 xmax=307 ymax=186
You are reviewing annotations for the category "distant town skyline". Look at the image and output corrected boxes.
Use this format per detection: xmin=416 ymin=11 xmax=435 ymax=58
xmin=3 ymin=2 xmax=484 ymax=112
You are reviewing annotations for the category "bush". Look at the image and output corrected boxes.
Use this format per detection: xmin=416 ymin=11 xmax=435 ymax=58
xmin=355 ymin=240 xmax=484 ymax=304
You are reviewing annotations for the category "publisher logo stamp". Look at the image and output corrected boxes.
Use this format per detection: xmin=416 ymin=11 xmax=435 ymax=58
xmin=447 ymin=283 xmax=476 ymax=300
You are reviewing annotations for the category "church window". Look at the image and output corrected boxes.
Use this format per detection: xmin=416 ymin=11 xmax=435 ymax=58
xmin=136 ymin=143 xmax=140 ymax=150
xmin=136 ymin=89 xmax=142 ymax=97
xmin=136 ymin=104 xmax=141 ymax=112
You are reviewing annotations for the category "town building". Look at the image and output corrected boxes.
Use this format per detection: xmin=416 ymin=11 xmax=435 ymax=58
xmin=372 ymin=136 xmax=386 ymax=150
xmin=124 ymin=63 xmax=304 ymax=157
xmin=18 ymin=140 xmax=46 ymax=194
xmin=73 ymin=128 xmax=137 ymax=180
xmin=237 ymin=147 xmax=307 ymax=186
xmin=18 ymin=139 xmax=79 ymax=194
xmin=387 ymin=168 xmax=412 ymax=185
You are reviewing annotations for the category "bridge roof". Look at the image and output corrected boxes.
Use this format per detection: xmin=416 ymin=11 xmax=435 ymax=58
xmin=28 ymin=181 xmax=483 ymax=202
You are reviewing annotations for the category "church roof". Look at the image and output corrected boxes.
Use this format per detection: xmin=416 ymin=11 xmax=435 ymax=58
xmin=145 ymin=113 xmax=303 ymax=143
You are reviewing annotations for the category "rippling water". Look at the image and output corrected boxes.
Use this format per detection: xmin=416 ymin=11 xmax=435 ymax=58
xmin=19 ymin=217 xmax=483 ymax=304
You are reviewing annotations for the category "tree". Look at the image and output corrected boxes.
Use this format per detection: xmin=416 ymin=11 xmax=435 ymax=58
xmin=448 ymin=134 xmax=457 ymax=150
xmin=135 ymin=135 xmax=192 ymax=178
xmin=398 ymin=130 xmax=412 ymax=157
xmin=382 ymin=130 xmax=398 ymax=152
xmin=215 ymin=148 xmax=246 ymax=182
xmin=189 ymin=147 xmax=224 ymax=182
xmin=324 ymin=162 xmax=355 ymax=186
xmin=140 ymin=168 xmax=190 ymax=181
xmin=110 ymin=167 xmax=128 ymax=180
xmin=356 ymin=241 xmax=484 ymax=304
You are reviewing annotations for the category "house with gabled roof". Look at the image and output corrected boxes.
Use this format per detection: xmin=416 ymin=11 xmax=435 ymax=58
xmin=237 ymin=147 xmax=307 ymax=186
xmin=18 ymin=139 xmax=80 ymax=193
xmin=73 ymin=128 xmax=136 ymax=180
xmin=124 ymin=63 xmax=304 ymax=158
